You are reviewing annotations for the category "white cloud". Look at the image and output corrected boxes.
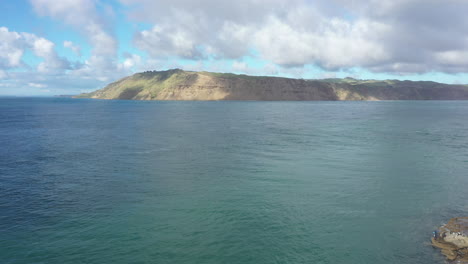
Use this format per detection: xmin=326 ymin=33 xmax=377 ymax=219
xmin=0 ymin=27 xmax=70 ymax=73
xmin=31 ymin=0 xmax=119 ymax=77
xmin=252 ymin=16 xmax=390 ymax=69
xmin=128 ymin=0 xmax=292 ymax=60
xmin=134 ymin=25 xmax=201 ymax=59
xmin=123 ymin=0 xmax=390 ymax=69
xmin=28 ymin=82 xmax=47 ymax=88
xmin=1 ymin=70 xmax=111 ymax=96
xmin=232 ymin=61 xmax=249 ymax=72
xmin=29 ymin=0 xmax=149 ymax=85
xmin=0 ymin=70 xmax=7 ymax=79
xmin=121 ymin=53 xmax=142 ymax=70
xmin=121 ymin=0 xmax=468 ymax=74
xmin=0 ymin=27 xmax=25 ymax=68
xmin=63 ymin=40 xmax=81 ymax=56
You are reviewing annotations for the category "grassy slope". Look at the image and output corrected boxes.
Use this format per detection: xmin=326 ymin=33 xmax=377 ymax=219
xmin=76 ymin=69 xmax=193 ymax=100
xmin=75 ymin=69 xmax=468 ymax=101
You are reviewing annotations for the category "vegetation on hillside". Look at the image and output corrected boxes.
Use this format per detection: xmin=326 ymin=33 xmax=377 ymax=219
xmin=75 ymin=69 xmax=468 ymax=101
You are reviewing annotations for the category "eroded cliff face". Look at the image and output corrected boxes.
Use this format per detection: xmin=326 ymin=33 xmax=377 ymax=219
xmin=75 ymin=69 xmax=468 ymax=101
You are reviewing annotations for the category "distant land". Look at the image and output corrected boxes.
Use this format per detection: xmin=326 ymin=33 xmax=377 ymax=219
xmin=75 ymin=69 xmax=468 ymax=101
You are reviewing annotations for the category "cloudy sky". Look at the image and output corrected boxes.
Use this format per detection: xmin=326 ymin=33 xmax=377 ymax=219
xmin=2 ymin=0 xmax=468 ymax=95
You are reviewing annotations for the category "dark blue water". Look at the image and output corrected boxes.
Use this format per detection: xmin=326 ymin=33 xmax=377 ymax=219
xmin=1 ymin=98 xmax=468 ymax=264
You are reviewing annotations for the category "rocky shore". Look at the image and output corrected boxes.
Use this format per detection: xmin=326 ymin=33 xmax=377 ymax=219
xmin=432 ymin=217 xmax=468 ymax=262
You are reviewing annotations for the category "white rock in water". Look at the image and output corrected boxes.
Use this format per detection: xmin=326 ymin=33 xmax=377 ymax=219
xmin=432 ymin=217 xmax=468 ymax=263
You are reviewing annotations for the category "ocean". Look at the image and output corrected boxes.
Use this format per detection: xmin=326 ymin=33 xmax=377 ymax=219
xmin=1 ymin=98 xmax=468 ymax=263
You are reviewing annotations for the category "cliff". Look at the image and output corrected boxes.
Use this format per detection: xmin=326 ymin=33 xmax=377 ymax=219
xmin=75 ymin=69 xmax=468 ymax=101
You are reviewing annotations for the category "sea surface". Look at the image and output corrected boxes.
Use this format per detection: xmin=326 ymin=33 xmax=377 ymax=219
xmin=1 ymin=98 xmax=468 ymax=264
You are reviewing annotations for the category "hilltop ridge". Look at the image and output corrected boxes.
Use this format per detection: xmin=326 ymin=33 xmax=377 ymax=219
xmin=75 ymin=69 xmax=468 ymax=101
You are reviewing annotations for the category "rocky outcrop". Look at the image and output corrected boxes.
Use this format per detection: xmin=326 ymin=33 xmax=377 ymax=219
xmin=432 ymin=217 xmax=468 ymax=262
xmin=75 ymin=69 xmax=468 ymax=101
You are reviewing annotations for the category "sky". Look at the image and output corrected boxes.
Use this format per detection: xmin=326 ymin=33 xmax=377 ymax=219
xmin=2 ymin=0 xmax=468 ymax=96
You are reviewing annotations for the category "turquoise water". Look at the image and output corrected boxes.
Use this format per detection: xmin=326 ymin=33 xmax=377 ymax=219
xmin=1 ymin=98 xmax=468 ymax=264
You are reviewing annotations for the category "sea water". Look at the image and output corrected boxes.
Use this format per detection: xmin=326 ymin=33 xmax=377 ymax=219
xmin=1 ymin=98 xmax=468 ymax=264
